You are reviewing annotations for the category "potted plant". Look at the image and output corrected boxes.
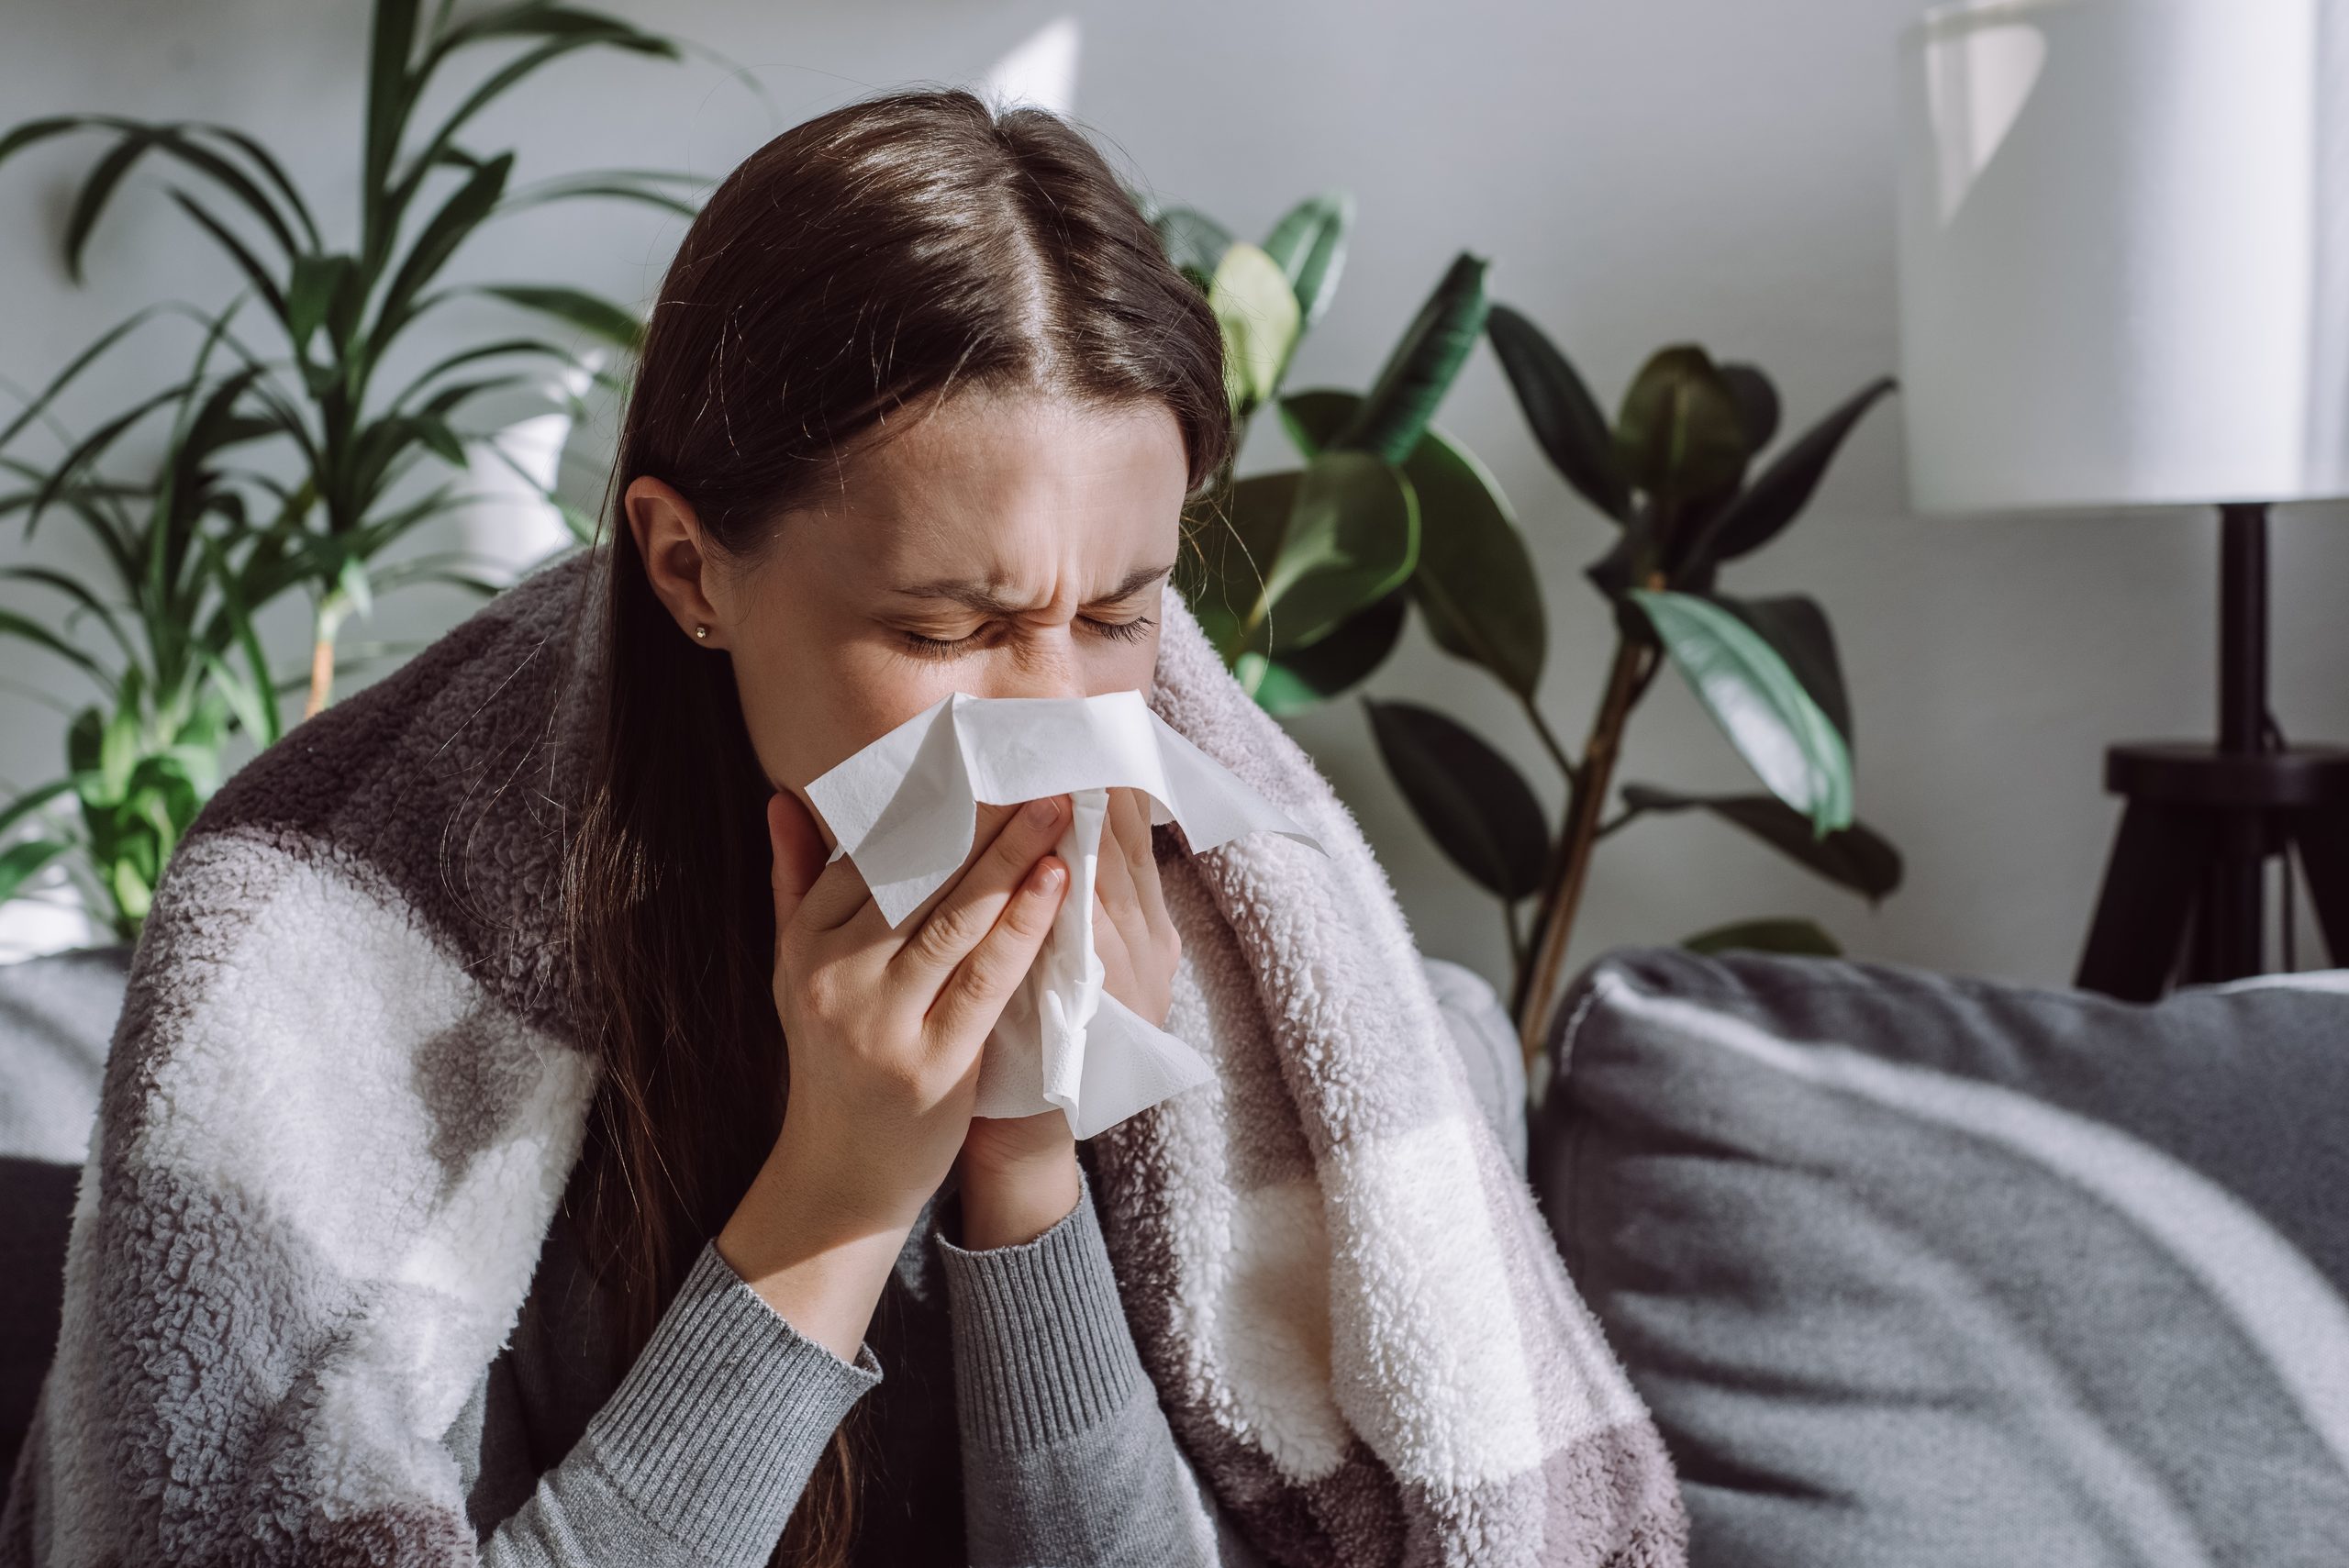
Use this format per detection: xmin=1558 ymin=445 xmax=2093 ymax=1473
xmin=1156 ymin=201 xmax=1900 ymax=1065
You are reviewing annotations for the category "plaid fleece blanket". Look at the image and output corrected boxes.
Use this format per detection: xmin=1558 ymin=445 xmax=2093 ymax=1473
xmin=0 ymin=546 xmax=1685 ymax=1567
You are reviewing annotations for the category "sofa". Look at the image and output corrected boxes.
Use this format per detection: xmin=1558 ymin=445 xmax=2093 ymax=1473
xmin=7 ymin=941 xmax=2346 ymax=1564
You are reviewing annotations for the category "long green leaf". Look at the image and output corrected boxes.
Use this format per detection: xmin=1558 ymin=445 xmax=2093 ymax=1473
xmin=374 ymin=151 xmax=513 ymax=343
xmin=0 ymin=304 xmax=167 ymax=450
xmin=364 ymin=0 xmax=424 ymax=260
xmin=1330 ymin=250 xmax=1487 ymax=465
xmin=166 ymin=190 xmax=290 ymax=321
xmin=1630 ymin=588 xmax=1853 ymax=834
xmin=0 ymin=116 xmax=83 ymax=165
xmin=0 ymin=839 xmax=73 ymax=904
xmin=61 ymin=129 xmax=158 ymax=283
xmin=476 ymin=284 xmax=644 ymax=351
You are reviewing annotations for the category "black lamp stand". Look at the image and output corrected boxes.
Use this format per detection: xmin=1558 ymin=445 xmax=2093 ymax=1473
xmin=2076 ymin=503 xmax=2349 ymax=1000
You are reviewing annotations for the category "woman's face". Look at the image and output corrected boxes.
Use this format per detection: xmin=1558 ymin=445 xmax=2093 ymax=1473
xmin=626 ymin=390 xmax=1190 ymax=848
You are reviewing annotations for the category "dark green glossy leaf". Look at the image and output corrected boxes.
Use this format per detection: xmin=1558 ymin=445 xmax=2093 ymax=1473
xmin=1719 ymin=362 xmax=1780 ymax=454
xmin=1152 ymin=206 xmax=1232 ymax=289
xmin=1330 ymin=251 xmax=1487 ymax=466
xmin=1693 ymin=375 xmax=1896 ymax=564
xmin=1614 ymin=345 xmax=1747 ymax=504
xmin=1184 ymin=468 xmax=1297 ymax=659
xmin=1716 ymin=593 xmax=1851 ymax=743
xmin=1485 ymin=303 xmax=1630 ymax=522
xmin=1284 ymin=388 xmax=1543 ymax=697
xmin=1364 ymin=697 xmax=1550 ymax=900
xmin=1684 ymin=917 xmax=1842 ymax=957
xmin=1620 ymin=783 xmax=1901 ymax=901
xmin=1241 ymin=590 xmax=1405 ymax=715
xmin=1260 ymin=451 xmax=1418 ymax=651
xmin=1261 ymin=192 xmax=1351 ymax=332
xmin=1629 ymin=589 xmax=1853 ymax=833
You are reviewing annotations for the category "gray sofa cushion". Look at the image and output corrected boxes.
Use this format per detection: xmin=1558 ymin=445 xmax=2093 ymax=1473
xmin=1536 ymin=947 xmax=2349 ymax=1568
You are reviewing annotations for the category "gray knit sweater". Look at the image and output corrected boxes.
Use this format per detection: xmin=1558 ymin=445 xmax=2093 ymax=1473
xmin=451 ymin=1156 xmax=1258 ymax=1567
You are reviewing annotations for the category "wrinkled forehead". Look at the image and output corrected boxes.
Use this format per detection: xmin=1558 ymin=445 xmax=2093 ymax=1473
xmin=790 ymin=390 xmax=1188 ymax=593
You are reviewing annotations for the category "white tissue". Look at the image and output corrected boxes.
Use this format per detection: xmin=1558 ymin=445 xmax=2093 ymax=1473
xmin=803 ymin=689 xmax=1323 ymax=1138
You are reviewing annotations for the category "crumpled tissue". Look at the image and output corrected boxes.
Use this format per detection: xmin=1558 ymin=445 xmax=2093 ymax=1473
xmin=803 ymin=689 xmax=1323 ymax=1138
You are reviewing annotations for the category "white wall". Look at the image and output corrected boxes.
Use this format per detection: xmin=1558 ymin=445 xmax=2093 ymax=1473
xmin=4 ymin=0 xmax=2343 ymax=993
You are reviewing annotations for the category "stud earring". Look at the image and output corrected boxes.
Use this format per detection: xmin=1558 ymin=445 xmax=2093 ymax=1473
xmin=693 ymin=623 xmax=709 ymax=640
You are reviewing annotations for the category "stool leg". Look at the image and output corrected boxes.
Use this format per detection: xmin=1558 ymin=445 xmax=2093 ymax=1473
xmin=2290 ymin=808 xmax=2349 ymax=969
xmin=2077 ymin=801 xmax=2214 ymax=1001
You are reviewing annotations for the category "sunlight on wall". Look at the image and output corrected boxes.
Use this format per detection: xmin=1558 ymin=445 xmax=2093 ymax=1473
xmin=978 ymin=16 xmax=1082 ymax=117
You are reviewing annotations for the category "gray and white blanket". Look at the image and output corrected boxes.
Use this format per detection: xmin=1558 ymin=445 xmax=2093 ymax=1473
xmin=0 ymin=547 xmax=1685 ymax=1566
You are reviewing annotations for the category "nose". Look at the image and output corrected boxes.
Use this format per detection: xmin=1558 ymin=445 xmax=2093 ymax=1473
xmin=974 ymin=630 xmax=1088 ymax=702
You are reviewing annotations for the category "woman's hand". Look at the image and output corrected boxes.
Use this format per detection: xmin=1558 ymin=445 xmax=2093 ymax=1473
xmin=958 ymin=787 xmax=1182 ymax=1249
xmin=718 ymin=787 xmax=1072 ymax=1357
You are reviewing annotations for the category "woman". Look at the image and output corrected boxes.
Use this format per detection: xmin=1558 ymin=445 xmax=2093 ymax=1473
xmin=1 ymin=89 xmax=1684 ymax=1568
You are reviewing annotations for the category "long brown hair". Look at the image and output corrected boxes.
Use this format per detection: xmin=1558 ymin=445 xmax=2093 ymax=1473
xmin=560 ymin=87 xmax=1231 ymax=1564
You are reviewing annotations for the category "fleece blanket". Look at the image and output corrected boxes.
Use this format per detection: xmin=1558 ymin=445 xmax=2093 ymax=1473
xmin=0 ymin=546 xmax=1685 ymax=1567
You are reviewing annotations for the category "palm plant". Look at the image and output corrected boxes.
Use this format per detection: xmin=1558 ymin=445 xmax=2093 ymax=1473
xmin=0 ymin=0 xmax=693 ymax=717
xmin=0 ymin=307 xmax=290 ymax=934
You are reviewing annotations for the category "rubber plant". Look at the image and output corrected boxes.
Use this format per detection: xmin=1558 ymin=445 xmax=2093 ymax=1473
xmin=1149 ymin=196 xmax=1902 ymax=1069
xmin=1142 ymin=190 xmax=1490 ymax=712
xmin=0 ymin=0 xmax=694 ymax=718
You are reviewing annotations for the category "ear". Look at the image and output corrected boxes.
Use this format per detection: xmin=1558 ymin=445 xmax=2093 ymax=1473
xmin=624 ymin=474 xmax=729 ymax=649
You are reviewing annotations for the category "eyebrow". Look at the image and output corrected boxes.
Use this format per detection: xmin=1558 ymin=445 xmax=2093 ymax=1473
xmin=888 ymin=560 xmax=1177 ymax=615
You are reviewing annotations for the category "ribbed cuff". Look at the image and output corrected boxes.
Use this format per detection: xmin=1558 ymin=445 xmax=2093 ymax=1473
xmin=577 ymin=1238 xmax=884 ymax=1559
xmin=935 ymin=1166 xmax=1148 ymax=1452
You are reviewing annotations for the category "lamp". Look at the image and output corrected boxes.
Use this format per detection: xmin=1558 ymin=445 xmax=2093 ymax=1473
xmin=1896 ymin=0 xmax=2349 ymax=997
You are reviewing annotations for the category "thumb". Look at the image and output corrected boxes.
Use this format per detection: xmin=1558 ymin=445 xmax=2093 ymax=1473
xmin=767 ymin=788 xmax=828 ymax=935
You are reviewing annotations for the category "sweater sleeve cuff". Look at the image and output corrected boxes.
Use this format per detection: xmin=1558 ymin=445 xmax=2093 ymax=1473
xmin=934 ymin=1164 xmax=1149 ymax=1451
xmin=575 ymin=1237 xmax=884 ymax=1558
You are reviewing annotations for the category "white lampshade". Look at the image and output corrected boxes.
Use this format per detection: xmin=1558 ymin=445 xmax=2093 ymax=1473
xmin=1896 ymin=0 xmax=2349 ymax=514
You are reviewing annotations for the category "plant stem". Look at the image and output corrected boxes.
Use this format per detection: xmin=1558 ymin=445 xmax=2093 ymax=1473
xmin=1513 ymin=635 xmax=1653 ymax=1073
xmin=305 ymin=633 xmax=334 ymax=719
xmin=1519 ymin=694 xmax=1579 ymax=789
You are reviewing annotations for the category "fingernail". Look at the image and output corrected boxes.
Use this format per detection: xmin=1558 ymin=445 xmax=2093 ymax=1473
xmin=1034 ymin=860 xmax=1065 ymax=890
xmin=1024 ymin=796 xmax=1060 ymax=826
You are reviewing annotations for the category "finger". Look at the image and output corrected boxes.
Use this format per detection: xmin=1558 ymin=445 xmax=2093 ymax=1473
xmin=928 ymin=853 xmax=1069 ymax=1045
xmin=768 ymin=791 xmax=829 ymax=934
xmin=787 ymin=791 xmax=877 ymax=932
xmin=891 ymin=795 xmax=1070 ymax=987
xmin=823 ymin=798 xmax=1024 ymax=948
xmin=1119 ymin=788 xmax=1176 ymax=938
xmin=1092 ymin=797 xmax=1146 ymax=942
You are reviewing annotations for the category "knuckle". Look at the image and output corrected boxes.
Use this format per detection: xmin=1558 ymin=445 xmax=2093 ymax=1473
xmin=910 ymin=901 xmax=982 ymax=967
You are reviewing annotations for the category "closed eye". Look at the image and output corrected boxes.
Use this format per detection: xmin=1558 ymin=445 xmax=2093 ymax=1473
xmin=894 ymin=614 xmax=1156 ymax=662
